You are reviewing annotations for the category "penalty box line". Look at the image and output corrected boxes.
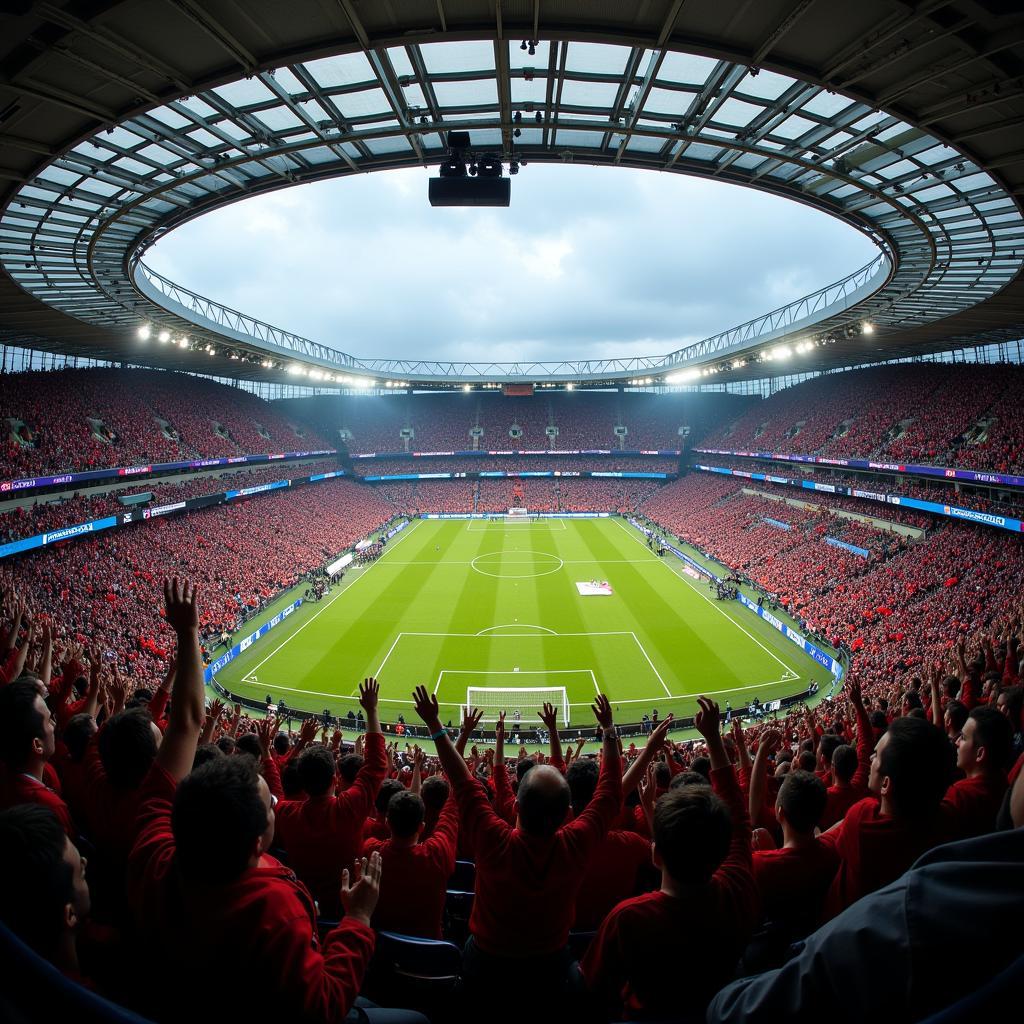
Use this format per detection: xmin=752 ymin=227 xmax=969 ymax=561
xmin=371 ymin=629 xmax=672 ymax=700
xmin=434 ymin=667 xmax=599 ymax=696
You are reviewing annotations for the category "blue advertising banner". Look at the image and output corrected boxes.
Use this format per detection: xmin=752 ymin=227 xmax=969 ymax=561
xmin=205 ymin=599 xmax=302 ymax=682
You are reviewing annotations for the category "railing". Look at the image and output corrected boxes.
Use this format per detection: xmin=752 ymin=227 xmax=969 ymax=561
xmin=133 ymin=249 xmax=890 ymax=381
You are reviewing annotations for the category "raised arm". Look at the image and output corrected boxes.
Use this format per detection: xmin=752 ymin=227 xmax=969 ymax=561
xmin=749 ymin=729 xmax=782 ymax=828
xmin=454 ymin=706 xmax=483 ymax=757
xmin=539 ymin=701 xmax=564 ymax=771
xmin=154 ymin=578 xmax=204 ymax=783
xmin=413 ymin=686 xmax=472 ymax=789
xmin=622 ymin=713 xmax=673 ymax=796
xmin=847 ymin=677 xmax=874 ymax=792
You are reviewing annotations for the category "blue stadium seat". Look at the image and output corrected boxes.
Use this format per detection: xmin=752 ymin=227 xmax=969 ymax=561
xmin=363 ymin=930 xmax=462 ymax=1018
xmin=443 ymin=890 xmax=474 ymax=947
xmin=447 ymin=859 xmax=475 ymax=892
xmin=0 ymin=920 xmax=155 ymax=1024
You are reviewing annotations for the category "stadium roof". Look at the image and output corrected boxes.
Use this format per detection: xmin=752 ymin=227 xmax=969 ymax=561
xmin=1 ymin=0 xmax=1022 ymax=388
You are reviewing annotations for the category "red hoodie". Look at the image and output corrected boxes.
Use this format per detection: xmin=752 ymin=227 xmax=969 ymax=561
xmin=127 ymin=762 xmax=373 ymax=1023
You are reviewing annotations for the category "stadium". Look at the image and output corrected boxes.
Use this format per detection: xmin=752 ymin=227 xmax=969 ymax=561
xmin=0 ymin=1 xmax=1022 ymax=1022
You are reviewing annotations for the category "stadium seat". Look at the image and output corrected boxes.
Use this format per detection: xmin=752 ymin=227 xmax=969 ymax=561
xmin=0 ymin=921 xmax=156 ymax=1024
xmin=448 ymin=859 xmax=475 ymax=892
xmin=363 ymin=930 xmax=462 ymax=1016
xmin=443 ymin=890 xmax=474 ymax=947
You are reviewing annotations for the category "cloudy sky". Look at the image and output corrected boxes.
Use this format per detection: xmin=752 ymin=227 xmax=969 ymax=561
xmin=146 ymin=164 xmax=877 ymax=364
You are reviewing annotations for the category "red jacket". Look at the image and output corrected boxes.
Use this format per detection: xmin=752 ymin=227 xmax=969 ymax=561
xmin=818 ymin=797 xmax=945 ymax=920
xmin=0 ymin=768 xmax=76 ymax=836
xmin=275 ymin=732 xmax=386 ymax=919
xmin=364 ymin=793 xmax=459 ymax=938
xmin=939 ymin=772 xmax=1006 ymax=841
xmin=456 ymin=749 xmax=622 ymax=956
xmin=573 ymin=828 xmax=653 ymax=930
xmin=580 ymin=765 xmax=758 ymax=1019
xmin=127 ymin=763 xmax=374 ymax=1023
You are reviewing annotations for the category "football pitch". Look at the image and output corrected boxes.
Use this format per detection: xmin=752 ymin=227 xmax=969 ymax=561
xmin=214 ymin=517 xmax=833 ymax=729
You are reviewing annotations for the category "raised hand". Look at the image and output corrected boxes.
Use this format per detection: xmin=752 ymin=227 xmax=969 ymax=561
xmin=647 ymin=713 xmax=674 ymax=753
xmin=461 ymin=706 xmax=484 ymax=734
xmin=759 ymin=728 xmax=784 ymax=754
xmin=254 ymin=715 xmax=280 ymax=757
xmin=358 ymin=677 xmax=379 ymax=712
xmin=693 ymin=696 xmax=721 ymax=742
xmin=591 ymin=693 xmax=614 ymax=731
xmin=412 ymin=685 xmax=441 ymax=731
xmin=495 ymin=709 xmax=506 ymax=742
xmin=163 ymin=578 xmax=199 ymax=633
xmin=538 ymin=702 xmax=559 ymax=731
xmin=846 ymin=676 xmax=864 ymax=708
xmin=339 ymin=853 xmax=383 ymax=927
xmin=298 ymin=716 xmax=319 ymax=746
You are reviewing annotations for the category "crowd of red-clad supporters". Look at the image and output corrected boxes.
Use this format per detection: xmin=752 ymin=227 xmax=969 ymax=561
xmin=0 ymin=459 xmax=340 ymax=544
xmin=282 ymin=390 xmax=750 ymax=455
xmin=0 ymin=574 xmax=1021 ymax=1023
xmin=0 ymin=478 xmax=395 ymax=682
xmin=351 ymin=456 xmax=679 ymax=477
xmin=371 ymin=478 xmax=663 ymax=515
xmin=702 ymin=362 xmax=1024 ymax=472
xmin=0 ymin=369 xmax=331 ymax=480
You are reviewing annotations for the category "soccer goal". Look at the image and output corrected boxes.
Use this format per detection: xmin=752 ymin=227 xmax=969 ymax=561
xmin=466 ymin=685 xmax=570 ymax=726
xmin=504 ymin=507 xmax=535 ymax=524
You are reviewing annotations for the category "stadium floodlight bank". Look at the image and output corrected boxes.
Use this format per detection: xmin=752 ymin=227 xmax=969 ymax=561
xmin=467 ymin=686 xmax=571 ymax=726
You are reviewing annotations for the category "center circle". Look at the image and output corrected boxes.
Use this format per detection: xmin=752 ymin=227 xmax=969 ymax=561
xmin=470 ymin=551 xmax=565 ymax=579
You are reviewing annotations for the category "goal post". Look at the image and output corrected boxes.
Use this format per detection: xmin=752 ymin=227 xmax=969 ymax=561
xmin=466 ymin=685 xmax=570 ymax=726
xmin=504 ymin=507 xmax=532 ymax=524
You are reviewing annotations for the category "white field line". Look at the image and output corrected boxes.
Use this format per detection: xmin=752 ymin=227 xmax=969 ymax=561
xmin=377 ymin=558 xmax=656 ymax=565
xmin=611 ymin=517 xmax=803 ymax=680
xmin=239 ymin=519 xmax=424 ymax=681
xmin=476 ymin=624 xmax=557 ymax=635
xmin=467 ymin=519 xmax=567 ymax=531
xmin=434 ymin=667 xmax=596 ymax=696
xmin=628 ymin=631 xmax=674 ymax=697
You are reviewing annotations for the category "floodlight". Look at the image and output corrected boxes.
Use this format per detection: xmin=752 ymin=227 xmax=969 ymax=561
xmin=137 ymin=325 xmax=151 ymax=340
xmin=863 ymin=321 xmax=875 ymax=334
xmin=288 ymin=364 xmax=304 ymax=375
xmin=158 ymin=330 xmax=170 ymax=343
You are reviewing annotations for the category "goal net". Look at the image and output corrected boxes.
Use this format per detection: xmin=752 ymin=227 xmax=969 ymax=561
xmin=466 ymin=686 xmax=570 ymax=726
xmin=504 ymin=507 xmax=533 ymax=524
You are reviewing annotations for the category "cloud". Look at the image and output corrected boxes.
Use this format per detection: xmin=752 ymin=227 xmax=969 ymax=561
xmin=146 ymin=164 xmax=877 ymax=363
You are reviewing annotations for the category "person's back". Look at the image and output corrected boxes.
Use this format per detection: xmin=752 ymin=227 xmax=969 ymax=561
xmin=365 ymin=789 xmax=459 ymax=939
xmin=275 ymin=701 xmax=386 ymax=918
xmin=580 ymin=698 xmax=758 ymax=1019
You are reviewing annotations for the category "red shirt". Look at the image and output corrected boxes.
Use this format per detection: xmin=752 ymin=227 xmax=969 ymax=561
xmin=818 ymin=797 xmax=945 ymax=920
xmin=939 ymin=772 xmax=1006 ymax=841
xmin=752 ymin=842 xmax=839 ymax=928
xmin=275 ymin=732 xmax=386 ymax=919
xmin=821 ymin=699 xmax=873 ymax=829
xmin=580 ymin=765 xmax=758 ymax=1019
xmin=127 ymin=762 xmax=374 ymax=1023
xmin=574 ymin=828 xmax=653 ymax=930
xmin=456 ymin=748 xmax=622 ymax=956
xmin=363 ymin=793 xmax=459 ymax=938
xmin=0 ymin=768 xmax=76 ymax=837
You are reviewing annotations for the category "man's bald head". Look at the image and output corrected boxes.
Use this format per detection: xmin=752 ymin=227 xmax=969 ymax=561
xmin=517 ymin=764 xmax=570 ymax=837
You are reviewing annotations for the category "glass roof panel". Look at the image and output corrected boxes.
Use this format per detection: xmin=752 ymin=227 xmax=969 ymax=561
xmin=421 ymin=41 xmax=495 ymax=75
xmin=772 ymin=114 xmax=818 ymax=140
xmin=82 ymin=179 xmax=122 ymax=197
xmin=303 ymin=52 xmax=375 ymax=89
xmin=551 ymin=129 xmax=606 ymax=148
xmin=387 ymin=47 xmax=415 ymax=77
xmin=214 ymin=120 xmax=251 ymax=142
xmin=254 ymin=107 xmax=304 ymax=132
xmin=510 ymin=77 xmax=547 ymax=105
xmin=658 ymin=51 xmax=718 ymax=85
xmin=715 ymin=97 xmax=765 ymax=127
xmin=401 ymin=83 xmax=427 ymax=110
xmin=363 ymin=136 xmax=413 ymax=155
xmin=271 ymin=68 xmax=307 ymax=94
xmin=213 ymin=78 xmax=277 ymax=107
xmin=36 ymin=166 xmax=81 ymax=187
xmin=298 ymin=146 xmax=338 ymax=165
xmin=564 ymin=42 xmax=632 ymax=76
xmin=145 ymin=106 xmax=192 ymax=130
xmin=188 ymin=128 xmax=226 ymax=149
xmin=336 ymin=88 xmax=392 ymax=118
xmin=644 ymin=86 xmax=694 ymax=116
xmin=508 ymin=40 xmax=552 ymax=69
xmin=135 ymin=143 xmax=179 ymax=165
xmin=113 ymin=156 xmax=155 ymax=176
xmin=736 ymin=69 xmax=794 ymax=101
xmin=685 ymin=143 xmax=723 ymax=162
xmin=916 ymin=143 xmax=959 ymax=166
xmin=626 ymin=134 xmax=665 ymax=153
xmin=431 ymin=79 xmax=498 ymax=108
xmin=559 ymin=79 xmax=621 ymax=107
xmin=876 ymin=158 xmax=918 ymax=179
xmin=800 ymin=91 xmax=854 ymax=119
xmin=730 ymin=152 xmax=765 ymax=169
xmin=103 ymin=126 xmax=145 ymax=149
xmin=178 ymin=96 xmax=219 ymax=120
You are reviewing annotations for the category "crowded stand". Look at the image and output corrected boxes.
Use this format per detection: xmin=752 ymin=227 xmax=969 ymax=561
xmin=0 ymin=571 xmax=1020 ymax=1022
xmin=0 ymin=459 xmax=340 ymax=544
xmin=0 ymin=368 xmax=331 ymax=480
xmin=351 ymin=455 xmax=679 ymax=476
xmin=702 ymin=362 xmax=1024 ymax=472
xmin=281 ymin=389 xmax=749 ymax=454
xmin=0 ymin=369 xmax=1022 ymax=1024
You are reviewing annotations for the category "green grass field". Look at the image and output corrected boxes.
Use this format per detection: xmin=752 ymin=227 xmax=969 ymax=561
xmin=214 ymin=517 xmax=833 ymax=729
